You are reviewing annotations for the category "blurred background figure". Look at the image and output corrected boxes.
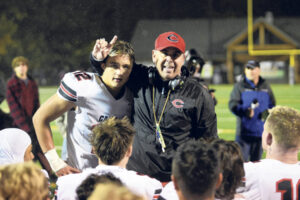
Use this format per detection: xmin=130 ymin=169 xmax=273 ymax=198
xmin=0 ymin=162 xmax=50 ymax=200
xmin=229 ymin=60 xmax=276 ymax=162
xmin=185 ymin=49 xmax=217 ymax=105
xmin=0 ymin=128 xmax=34 ymax=165
xmin=6 ymin=56 xmax=51 ymax=174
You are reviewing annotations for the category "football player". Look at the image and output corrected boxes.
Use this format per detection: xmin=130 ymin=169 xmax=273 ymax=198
xmin=236 ymin=106 xmax=300 ymax=199
xmin=33 ymin=37 xmax=135 ymax=176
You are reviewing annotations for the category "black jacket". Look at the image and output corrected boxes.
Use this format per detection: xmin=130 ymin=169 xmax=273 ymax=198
xmin=90 ymin=56 xmax=217 ymax=181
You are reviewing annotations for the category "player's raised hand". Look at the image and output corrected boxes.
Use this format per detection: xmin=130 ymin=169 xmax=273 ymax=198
xmin=92 ymin=35 xmax=118 ymax=61
xmin=56 ymin=165 xmax=81 ymax=177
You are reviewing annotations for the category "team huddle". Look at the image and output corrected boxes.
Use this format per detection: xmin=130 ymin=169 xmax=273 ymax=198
xmin=0 ymin=31 xmax=299 ymax=200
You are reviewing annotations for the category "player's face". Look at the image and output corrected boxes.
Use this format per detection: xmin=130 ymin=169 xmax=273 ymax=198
xmin=24 ymin=144 xmax=34 ymax=162
xmin=245 ymin=66 xmax=260 ymax=82
xmin=14 ymin=62 xmax=28 ymax=79
xmin=101 ymin=54 xmax=133 ymax=91
xmin=152 ymin=47 xmax=185 ymax=80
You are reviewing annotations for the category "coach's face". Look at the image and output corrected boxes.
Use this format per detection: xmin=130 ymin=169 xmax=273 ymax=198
xmin=101 ymin=54 xmax=133 ymax=92
xmin=152 ymin=47 xmax=185 ymax=81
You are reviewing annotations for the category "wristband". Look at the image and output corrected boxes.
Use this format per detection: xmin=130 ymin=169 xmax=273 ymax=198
xmin=45 ymin=149 xmax=67 ymax=172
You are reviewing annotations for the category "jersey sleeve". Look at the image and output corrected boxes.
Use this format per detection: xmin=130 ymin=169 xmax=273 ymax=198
xmin=57 ymin=72 xmax=79 ymax=102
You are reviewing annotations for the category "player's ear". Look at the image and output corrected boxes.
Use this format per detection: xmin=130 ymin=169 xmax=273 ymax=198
xmin=215 ymin=173 xmax=223 ymax=189
xmin=126 ymin=145 xmax=133 ymax=157
xmin=266 ymin=132 xmax=273 ymax=146
xmin=91 ymin=147 xmax=96 ymax=154
xmin=152 ymin=50 xmax=157 ymax=63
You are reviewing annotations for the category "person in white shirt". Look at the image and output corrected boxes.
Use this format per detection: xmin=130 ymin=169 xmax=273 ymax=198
xmin=236 ymin=106 xmax=300 ymax=200
xmin=33 ymin=38 xmax=135 ymax=176
xmin=56 ymin=117 xmax=162 ymax=200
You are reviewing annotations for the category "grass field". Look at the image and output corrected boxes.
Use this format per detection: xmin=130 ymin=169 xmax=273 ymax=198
xmin=1 ymin=84 xmax=300 ymax=157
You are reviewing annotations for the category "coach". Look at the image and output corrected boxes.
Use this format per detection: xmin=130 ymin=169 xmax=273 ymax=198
xmin=90 ymin=31 xmax=218 ymax=182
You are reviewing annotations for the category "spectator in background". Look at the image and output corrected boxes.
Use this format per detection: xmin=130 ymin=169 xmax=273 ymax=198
xmin=185 ymin=48 xmax=217 ymax=105
xmin=56 ymin=117 xmax=162 ymax=200
xmin=229 ymin=60 xmax=275 ymax=161
xmin=0 ymin=128 xmax=34 ymax=165
xmin=236 ymin=106 xmax=300 ymax=199
xmin=6 ymin=56 xmax=51 ymax=174
xmin=76 ymin=173 xmax=123 ymax=200
xmin=0 ymin=162 xmax=50 ymax=200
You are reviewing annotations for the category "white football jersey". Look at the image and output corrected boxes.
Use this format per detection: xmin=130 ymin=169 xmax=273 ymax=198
xmin=159 ymin=181 xmax=179 ymax=200
xmin=237 ymin=159 xmax=300 ymax=200
xmin=57 ymin=71 xmax=133 ymax=170
xmin=56 ymin=165 xmax=163 ymax=200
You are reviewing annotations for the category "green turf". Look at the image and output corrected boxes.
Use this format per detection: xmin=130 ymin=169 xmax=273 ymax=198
xmin=1 ymin=84 xmax=300 ymax=158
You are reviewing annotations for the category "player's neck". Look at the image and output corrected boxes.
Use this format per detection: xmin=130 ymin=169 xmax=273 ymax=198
xmin=98 ymin=158 xmax=128 ymax=169
xmin=266 ymin=146 xmax=299 ymax=164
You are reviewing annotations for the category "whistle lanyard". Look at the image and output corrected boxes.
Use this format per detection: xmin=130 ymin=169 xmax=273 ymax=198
xmin=152 ymin=86 xmax=171 ymax=152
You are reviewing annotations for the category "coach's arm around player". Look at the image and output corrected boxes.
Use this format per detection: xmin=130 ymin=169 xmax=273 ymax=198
xmin=33 ymin=94 xmax=80 ymax=176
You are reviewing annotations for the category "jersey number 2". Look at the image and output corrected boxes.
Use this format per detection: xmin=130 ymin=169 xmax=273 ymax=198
xmin=276 ymin=179 xmax=300 ymax=200
xmin=74 ymin=72 xmax=91 ymax=81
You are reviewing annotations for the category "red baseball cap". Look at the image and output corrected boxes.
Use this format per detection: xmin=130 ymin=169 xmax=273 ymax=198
xmin=155 ymin=31 xmax=186 ymax=53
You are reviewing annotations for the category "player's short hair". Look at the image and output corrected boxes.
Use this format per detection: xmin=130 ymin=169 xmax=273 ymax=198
xmin=0 ymin=162 xmax=49 ymax=200
xmin=88 ymin=182 xmax=144 ymax=200
xmin=172 ymin=140 xmax=220 ymax=200
xmin=265 ymin=106 xmax=300 ymax=149
xmin=107 ymin=40 xmax=135 ymax=63
xmin=91 ymin=116 xmax=135 ymax=165
xmin=11 ymin=56 xmax=29 ymax=69
xmin=208 ymin=139 xmax=245 ymax=200
xmin=76 ymin=173 xmax=123 ymax=200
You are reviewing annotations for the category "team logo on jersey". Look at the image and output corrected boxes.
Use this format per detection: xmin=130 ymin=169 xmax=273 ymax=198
xmin=172 ymin=99 xmax=184 ymax=108
xmin=98 ymin=115 xmax=109 ymax=122
xmin=167 ymin=34 xmax=179 ymax=43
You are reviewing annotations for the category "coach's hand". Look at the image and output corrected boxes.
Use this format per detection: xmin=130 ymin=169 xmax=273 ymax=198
xmin=92 ymin=35 xmax=118 ymax=61
xmin=56 ymin=165 xmax=81 ymax=177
